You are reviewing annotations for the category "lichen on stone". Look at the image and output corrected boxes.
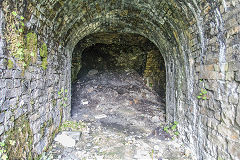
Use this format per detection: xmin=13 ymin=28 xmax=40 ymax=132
xmin=40 ymin=118 xmax=53 ymax=138
xmin=40 ymin=43 xmax=48 ymax=70
xmin=25 ymin=32 xmax=38 ymax=64
xmin=40 ymin=43 xmax=48 ymax=58
xmin=41 ymin=57 xmax=48 ymax=70
xmin=7 ymin=59 xmax=14 ymax=69
xmin=2 ymin=1 xmax=38 ymax=70
xmin=5 ymin=115 xmax=34 ymax=159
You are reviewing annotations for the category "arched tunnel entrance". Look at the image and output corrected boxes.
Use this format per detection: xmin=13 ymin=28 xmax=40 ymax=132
xmin=71 ymin=33 xmax=166 ymax=118
xmin=67 ymin=33 xmax=189 ymax=159
xmin=71 ymin=33 xmax=166 ymax=98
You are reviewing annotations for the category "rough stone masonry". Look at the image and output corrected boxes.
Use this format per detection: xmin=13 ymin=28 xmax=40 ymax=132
xmin=0 ymin=0 xmax=240 ymax=159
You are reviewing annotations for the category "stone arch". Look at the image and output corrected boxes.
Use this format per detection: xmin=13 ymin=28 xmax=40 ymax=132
xmin=58 ymin=4 xmax=198 ymax=154
xmin=4 ymin=0 xmax=240 ymax=159
xmin=61 ymin=10 xmax=194 ymax=127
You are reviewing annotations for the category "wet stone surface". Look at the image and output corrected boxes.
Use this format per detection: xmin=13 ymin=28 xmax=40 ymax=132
xmin=48 ymin=70 xmax=193 ymax=160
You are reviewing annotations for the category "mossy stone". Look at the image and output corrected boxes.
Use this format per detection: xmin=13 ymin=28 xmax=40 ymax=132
xmin=40 ymin=43 xmax=48 ymax=70
xmin=40 ymin=43 xmax=48 ymax=58
xmin=5 ymin=115 xmax=34 ymax=159
xmin=7 ymin=59 xmax=14 ymax=69
xmin=41 ymin=57 xmax=48 ymax=70
xmin=25 ymin=32 xmax=38 ymax=64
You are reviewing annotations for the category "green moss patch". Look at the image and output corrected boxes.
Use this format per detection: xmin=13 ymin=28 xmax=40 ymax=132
xmin=41 ymin=57 xmax=48 ymax=70
xmin=40 ymin=43 xmax=48 ymax=58
xmin=25 ymin=32 xmax=38 ymax=64
xmin=7 ymin=59 xmax=14 ymax=69
xmin=60 ymin=120 xmax=86 ymax=131
xmin=5 ymin=114 xmax=34 ymax=159
xmin=40 ymin=43 xmax=48 ymax=70
xmin=2 ymin=2 xmax=38 ymax=70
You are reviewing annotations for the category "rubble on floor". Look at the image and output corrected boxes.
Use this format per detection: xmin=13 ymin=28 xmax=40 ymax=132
xmin=46 ymin=70 xmax=194 ymax=160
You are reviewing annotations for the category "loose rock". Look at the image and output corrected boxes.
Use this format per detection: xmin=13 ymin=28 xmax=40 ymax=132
xmin=54 ymin=133 xmax=76 ymax=148
xmin=48 ymin=70 xmax=193 ymax=159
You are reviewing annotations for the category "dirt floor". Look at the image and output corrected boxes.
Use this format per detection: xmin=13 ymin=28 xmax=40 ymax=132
xmin=46 ymin=69 xmax=194 ymax=160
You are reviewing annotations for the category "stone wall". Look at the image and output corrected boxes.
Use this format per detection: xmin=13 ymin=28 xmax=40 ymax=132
xmin=0 ymin=1 xmax=71 ymax=158
xmin=144 ymin=50 xmax=166 ymax=98
xmin=193 ymin=1 xmax=240 ymax=159
xmin=0 ymin=0 xmax=239 ymax=159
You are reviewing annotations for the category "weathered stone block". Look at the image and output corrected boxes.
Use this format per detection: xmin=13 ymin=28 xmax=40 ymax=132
xmin=32 ymin=89 xmax=43 ymax=99
xmin=15 ymin=107 xmax=23 ymax=119
xmin=213 ymin=64 xmax=220 ymax=72
xmin=227 ymin=26 xmax=240 ymax=38
xmin=221 ymin=103 xmax=235 ymax=126
xmin=5 ymin=79 xmax=13 ymax=89
xmin=9 ymin=97 xmax=17 ymax=107
xmin=12 ymin=70 xmax=22 ymax=79
xmin=200 ymin=71 xmax=224 ymax=80
xmin=31 ymin=119 xmax=41 ymax=135
xmin=36 ymin=80 xmax=44 ymax=89
xmin=0 ymin=69 xmax=3 ymax=78
xmin=0 ymin=58 xmax=7 ymax=69
xmin=214 ymin=112 xmax=221 ymax=121
xmin=228 ymin=141 xmax=240 ymax=159
xmin=235 ymin=70 xmax=240 ymax=82
xmin=0 ymin=86 xmax=6 ymax=98
xmin=3 ymin=70 xmax=12 ymax=78
xmin=4 ymin=119 xmax=14 ymax=132
xmin=13 ymin=79 xmax=21 ymax=88
xmin=208 ymin=118 xmax=220 ymax=130
xmin=208 ymin=134 xmax=226 ymax=150
xmin=21 ymin=85 xmax=30 ymax=95
xmin=228 ymin=61 xmax=240 ymax=71
xmin=236 ymin=104 xmax=240 ymax=126
xmin=0 ymin=79 xmax=5 ymax=88
xmin=237 ymin=85 xmax=240 ymax=93
xmin=217 ymin=148 xmax=231 ymax=160
xmin=22 ymin=94 xmax=29 ymax=103
xmin=225 ymin=17 xmax=238 ymax=29
xmin=30 ymin=81 xmax=38 ymax=89
xmin=0 ymin=99 xmax=4 ymax=110
xmin=226 ymin=71 xmax=234 ymax=81
xmin=214 ymin=91 xmax=229 ymax=103
xmin=0 ymin=41 xmax=5 ymax=58
xmin=204 ymin=80 xmax=218 ymax=92
xmin=217 ymin=123 xmax=239 ymax=141
xmin=4 ymin=111 xmax=12 ymax=122
xmin=209 ymin=98 xmax=221 ymax=110
xmin=0 ymin=125 xmax=4 ymax=135
xmin=0 ymin=99 xmax=9 ymax=111
xmin=229 ymin=93 xmax=239 ymax=105
xmin=0 ymin=112 xmax=5 ymax=123
xmin=34 ymin=137 xmax=47 ymax=154
xmin=7 ymin=87 xmax=22 ymax=98
xmin=207 ymin=64 xmax=215 ymax=71
xmin=6 ymin=89 xmax=16 ymax=99
xmin=33 ymin=133 xmax=41 ymax=145
xmin=39 ymin=96 xmax=47 ymax=104
xmin=24 ymin=71 xmax=32 ymax=80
